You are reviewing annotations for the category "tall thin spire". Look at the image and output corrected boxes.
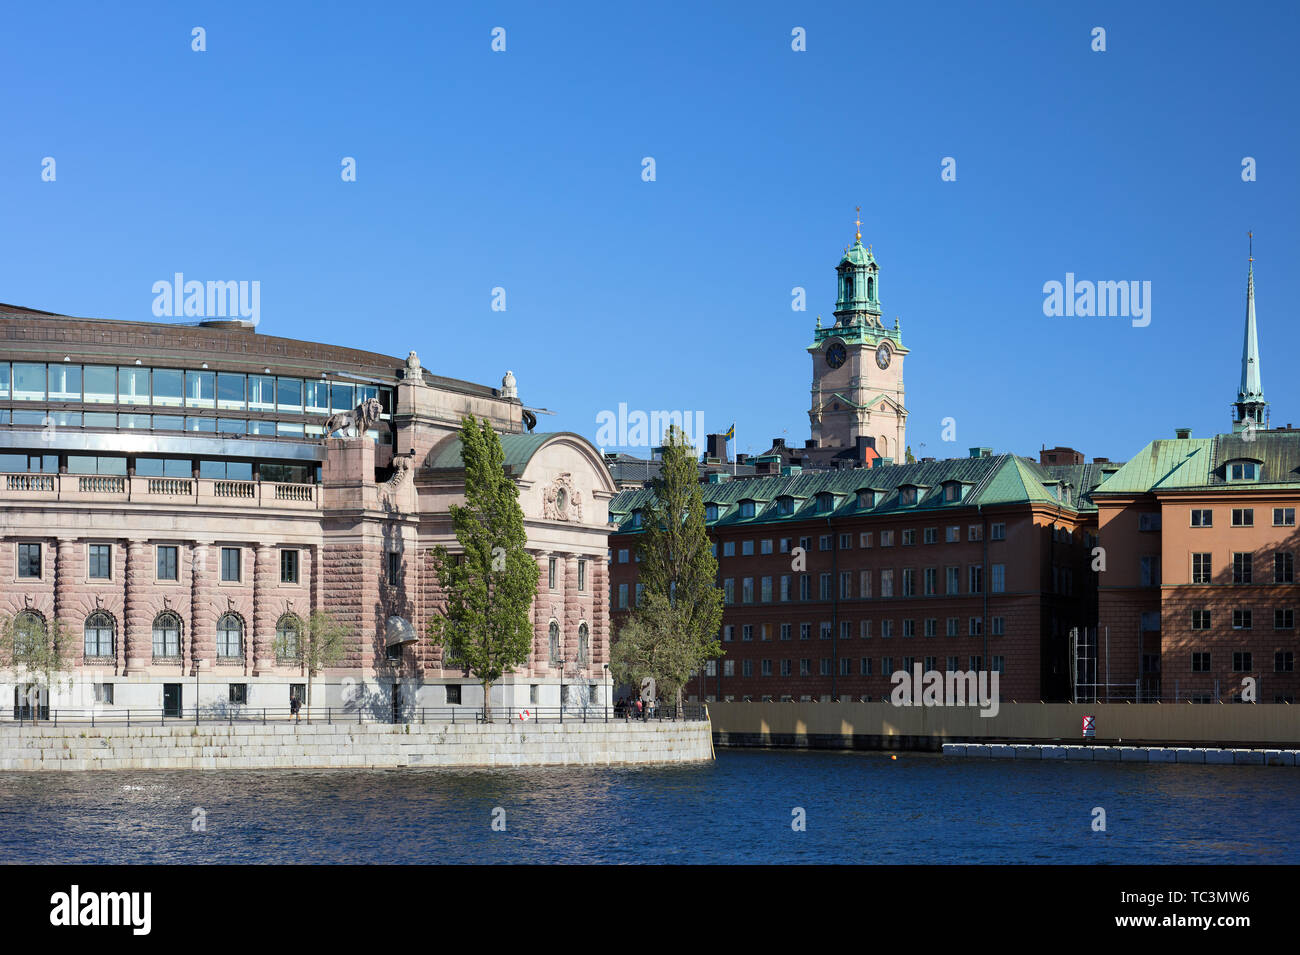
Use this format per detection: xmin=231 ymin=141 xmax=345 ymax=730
xmin=1234 ymin=231 xmax=1267 ymax=432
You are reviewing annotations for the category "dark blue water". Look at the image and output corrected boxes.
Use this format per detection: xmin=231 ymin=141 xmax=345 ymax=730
xmin=1 ymin=750 xmax=1295 ymax=864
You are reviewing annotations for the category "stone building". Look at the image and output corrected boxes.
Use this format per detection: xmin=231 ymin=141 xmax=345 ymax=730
xmin=0 ymin=304 xmax=615 ymax=718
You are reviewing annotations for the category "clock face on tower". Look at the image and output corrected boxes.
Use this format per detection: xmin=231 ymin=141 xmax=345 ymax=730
xmin=875 ymin=342 xmax=892 ymax=369
xmin=825 ymin=342 xmax=847 ymax=369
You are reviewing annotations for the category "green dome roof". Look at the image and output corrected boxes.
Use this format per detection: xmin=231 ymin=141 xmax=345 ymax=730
xmin=839 ymin=237 xmax=875 ymax=267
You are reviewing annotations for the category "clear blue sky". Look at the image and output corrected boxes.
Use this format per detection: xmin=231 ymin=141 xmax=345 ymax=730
xmin=3 ymin=1 xmax=1297 ymax=464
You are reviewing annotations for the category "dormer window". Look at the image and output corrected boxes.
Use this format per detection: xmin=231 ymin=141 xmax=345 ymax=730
xmin=942 ymin=482 xmax=962 ymax=503
xmin=856 ymin=489 xmax=875 ymax=509
xmin=1228 ymin=461 xmax=1259 ymax=481
xmin=899 ymin=486 xmax=918 ymax=506
xmin=815 ymin=492 xmax=834 ymax=513
xmin=777 ymin=496 xmax=794 ymax=516
xmin=632 ymin=511 xmax=643 ymax=528
xmin=705 ymin=504 xmax=719 ymax=521
xmin=739 ymin=500 xmax=756 ymax=518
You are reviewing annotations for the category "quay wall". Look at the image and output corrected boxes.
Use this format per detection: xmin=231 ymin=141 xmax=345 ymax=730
xmin=0 ymin=720 xmax=714 ymax=771
xmin=709 ymin=702 xmax=1300 ymax=751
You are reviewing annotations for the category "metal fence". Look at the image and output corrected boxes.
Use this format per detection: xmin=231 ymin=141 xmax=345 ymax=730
xmin=1 ymin=702 xmax=709 ymax=727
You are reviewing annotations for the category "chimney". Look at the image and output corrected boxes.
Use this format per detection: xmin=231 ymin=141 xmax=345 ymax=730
xmin=1175 ymin=428 xmax=1192 ymax=439
xmin=705 ymin=433 xmax=730 ymax=463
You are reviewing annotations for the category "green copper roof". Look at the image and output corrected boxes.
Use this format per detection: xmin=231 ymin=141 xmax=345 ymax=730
xmin=427 ymin=431 xmax=560 ymax=476
xmin=1094 ymin=432 xmax=1300 ymax=495
xmin=839 ymin=238 xmax=876 ymax=267
xmin=609 ymin=453 xmax=1088 ymax=531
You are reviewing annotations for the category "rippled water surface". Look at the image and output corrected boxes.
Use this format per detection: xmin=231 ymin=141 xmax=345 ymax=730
xmin=2 ymin=750 xmax=1296 ymax=864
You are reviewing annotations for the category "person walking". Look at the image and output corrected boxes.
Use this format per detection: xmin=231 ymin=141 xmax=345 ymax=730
xmin=290 ymin=695 xmax=301 ymax=723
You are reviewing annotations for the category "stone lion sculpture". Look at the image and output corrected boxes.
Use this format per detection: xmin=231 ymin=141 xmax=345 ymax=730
xmin=322 ymin=397 xmax=383 ymax=442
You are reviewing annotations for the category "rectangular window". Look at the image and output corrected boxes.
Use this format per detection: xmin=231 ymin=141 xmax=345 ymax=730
xmin=840 ymin=620 xmax=851 ymax=641
xmin=1191 ymin=652 xmax=1211 ymax=673
xmin=1138 ymin=513 xmax=1161 ymax=532
xmin=724 ymin=579 xmax=735 ymax=604
xmin=1275 ymin=608 xmax=1294 ymax=630
xmin=88 ymin=544 xmax=112 ymax=579
xmin=618 ymin=549 xmax=629 ymax=563
xmin=923 ymin=567 xmax=937 ymax=595
xmin=156 ymin=545 xmax=178 ymax=581
xmin=859 ymin=570 xmax=872 ymax=599
xmin=779 ymin=538 xmax=791 ymax=554
xmin=860 ymin=532 xmax=872 ymax=548
xmin=990 ymin=523 xmax=1006 ymax=541
xmin=924 ymin=527 xmax=938 ymax=544
xmin=880 ymin=620 xmax=893 ymax=639
xmin=819 ymin=622 xmax=832 ymax=640
xmin=991 ymin=564 xmax=1006 ymax=593
xmin=945 ymin=566 xmax=959 ymax=595
xmin=1191 ymin=610 xmax=1211 ymax=630
xmin=723 ymin=541 xmax=735 ymax=557
xmin=799 ymin=575 xmax=811 ymax=600
xmin=902 ymin=529 xmax=916 ymax=546
xmin=901 ymin=568 xmax=915 ymax=597
xmin=1191 ymin=509 xmax=1213 ymax=527
xmin=945 ymin=526 xmax=959 ymax=543
xmin=880 ymin=530 xmax=894 ymax=547
xmin=743 ymin=577 xmax=755 ymax=603
xmin=1275 ymin=552 xmax=1294 ymax=583
xmin=968 ymin=525 xmax=983 ymax=542
xmin=819 ymin=535 xmax=831 ymax=552
xmin=799 ymin=659 xmax=811 ymax=676
xmin=860 ymin=657 xmax=872 ymax=676
xmin=48 ymin=363 xmax=81 ymax=402
xmin=280 ymin=549 xmax=299 ymax=584
xmin=800 ymin=622 xmax=811 ymax=641
xmin=840 ymin=533 xmax=852 ymax=550
xmin=17 ymin=542 xmax=42 ymax=578
xmin=1276 ymin=651 xmax=1295 ymax=673
xmin=902 ymin=619 xmax=915 ymax=638
xmin=229 ymin=684 xmax=248 ymax=704
xmin=742 ymin=540 xmax=754 ymax=556
xmin=761 ymin=576 xmax=773 ymax=602
xmin=819 ymin=659 xmax=831 ymax=676
xmin=618 ymin=584 xmax=628 ymax=609
xmin=761 ymin=539 xmax=773 ymax=555
xmin=1192 ymin=552 xmax=1212 ymax=584
xmin=221 ymin=547 xmax=242 ymax=582
xmin=1232 ymin=508 xmax=1254 ymax=527
xmin=990 ymin=617 xmax=1004 ymax=636
xmin=840 ymin=571 xmax=852 ymax=599
xmin=968 ymin=564 xmax=983 ymax=594
xmin=882 ymin=657 xmax=893 ymax=676
xmin=1274 ymin=507 xmax=1296 ymax=527
xmin=1232 ymin=610 xmax=1252 ymax=630
xmin=1233 ymin=553 xmax=1252 ymax=584
xmin=548 ymin=557 xmax=557 ymax=590
xmin=818 ymin=573 xmax=831 ymax=600
xmin=880 ymin=569 xmax=894 ymax=598
xmin=780 ymin=659 xmax=791 ymax=677
xmin=780 ymin=575 xmax=791 ymax=601
xmin=387 ymin=552 xmax=400 ymax=585
xmin=1232 ymin=651 xmax=1252 ymax=672
xmin=578 ymin=559 xmax=587 ymax=592
xmin=946 ymin=617 xmax=959 ymax=637
xmin=1140 ymin=556 xmax=1161 ymax=587
xmin=969 ymin=617 xmax=983 ymax=636
xmin=761 ymin=659 xmax=773 ymax=676
xmin=860 ymin=619 xmax=872 ymax=639
xmin=780 ymin=624 xmax=791 ymax=641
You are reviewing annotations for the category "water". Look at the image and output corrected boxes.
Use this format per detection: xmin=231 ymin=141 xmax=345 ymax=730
xmin=2 ymin=750 xmax=1296 ymax=864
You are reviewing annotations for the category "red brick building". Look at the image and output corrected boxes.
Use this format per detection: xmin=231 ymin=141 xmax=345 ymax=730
xmin=609 ymin=449 xmax=1110 ymax=703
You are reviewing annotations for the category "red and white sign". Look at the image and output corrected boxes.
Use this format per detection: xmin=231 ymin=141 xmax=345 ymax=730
xmin=1082 ymin=715 xmax=1096 ymax=738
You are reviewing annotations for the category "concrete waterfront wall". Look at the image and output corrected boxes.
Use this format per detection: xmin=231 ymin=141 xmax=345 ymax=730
xmin=709 ymin=701 xmax=1300 ymax=751
xmin=944 ymin=743 xmax=1299 ymax=767
xmin=0 ymin=721 xmax=714 ymax=771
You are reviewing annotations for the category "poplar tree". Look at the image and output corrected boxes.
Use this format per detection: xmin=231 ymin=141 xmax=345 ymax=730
xmin=613 ymin=425 xmax=723 ymax=714
xmin=0 ymin=614 xmax=72 ymax=723
xmin=426 ymin=415 xmax=539 ymax=721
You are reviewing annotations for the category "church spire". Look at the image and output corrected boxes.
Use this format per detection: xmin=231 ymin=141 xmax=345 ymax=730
xmin=1233 ymin=232 xmax=1268 ymax=433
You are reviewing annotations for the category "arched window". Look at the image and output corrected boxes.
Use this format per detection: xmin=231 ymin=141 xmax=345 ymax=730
xmin=152 ymin=612 xmax=181 ymax=660
xmin=13 ymin=611 xmax=45 ymax=656
xmin=867 ymin=275 xmax=875 ymax=301
xmin=217 ymin=614 xmax=243 ymax=659
xmin=84 ymin=612 xmax=115 ymax=658
xmin=845 ymin=275 xmax=854 ymax=300
xmin=548 ymin=620 xmax=560 ymax=666
xmin=578 ymin=622 xmax=589 ymax=665
xmin=276 ymin=615 xmax=301 ymax=661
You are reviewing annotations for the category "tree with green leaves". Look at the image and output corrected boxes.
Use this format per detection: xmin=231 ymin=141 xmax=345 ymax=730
xmin=617 ymin=424 xmax=723 ymax=715
xmin=273 ymin=609 xmax=349 ymax=720
xmin=426 ymin=415 xmax=540 ymax=721
xmin=0 ymin=613 xmax=73 ymax=723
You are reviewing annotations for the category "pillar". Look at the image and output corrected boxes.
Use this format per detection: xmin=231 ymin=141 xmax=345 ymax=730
xmin=190 ymin=541 xmax=214 ymax=675
xmin=55 ymin=538 xmax=80 ymax=666
xmin=123 ymin=540 xmax=151 ymax=674
xmin=253 ymin=543 xmax=275 ymax=674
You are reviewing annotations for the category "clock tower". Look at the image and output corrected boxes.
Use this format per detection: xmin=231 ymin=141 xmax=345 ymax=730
xmin=808 ymin=212 xmax=909 ymax=460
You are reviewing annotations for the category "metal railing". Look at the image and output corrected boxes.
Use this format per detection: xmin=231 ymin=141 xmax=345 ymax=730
xmin=1 ymin=702 xmax=709 ymax=727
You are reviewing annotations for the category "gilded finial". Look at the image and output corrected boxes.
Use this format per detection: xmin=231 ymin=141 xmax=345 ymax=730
xmin=854 ymin=205 xmax=862 ymax=242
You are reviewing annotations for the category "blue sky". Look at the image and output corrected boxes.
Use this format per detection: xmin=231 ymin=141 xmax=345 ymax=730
xmin=3 ymin=1 xmax=1297 ymax=464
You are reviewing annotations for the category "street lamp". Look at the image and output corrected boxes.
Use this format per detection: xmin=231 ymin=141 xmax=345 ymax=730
xmin=557 ymin=658 xmax=566 ymax=724
xmin=194 ymin=658 xmax=208 ymax=725
xmin=603 ymin=663 xmax=610 ymax=722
